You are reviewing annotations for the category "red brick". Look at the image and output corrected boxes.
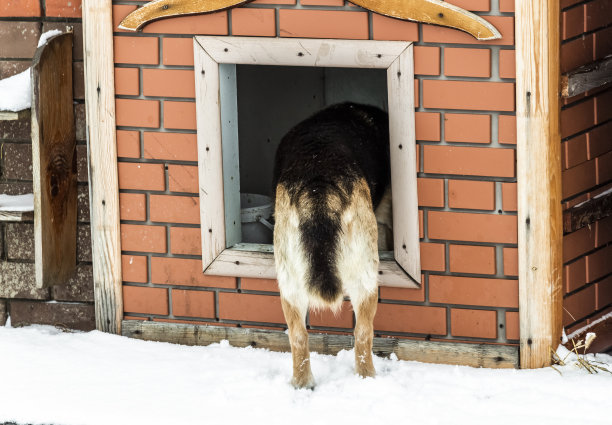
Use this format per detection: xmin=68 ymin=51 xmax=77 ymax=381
xmin=450 ymin=244 xmax=496 ymax=275
xmin=505 ymin=311 xmax=519 ymax=340
xmin=562 ymin=5 xmax=585 ymax=41
xmin=114 ymin=36 xmax=159 ymax=65
xmin=163 ymin=38 xmax=194 ymax=66
xmin=241 ymin=278 xmax=278 ymax=292
xmin=143 ymin=11 xmax=228 ymax=35
xmin=566 ymin=257 xmax=587 ymax=293
xmin=444 ymin=48 xmax=490 ymax=78
xmin=170 ymin=227 xmax=202 ymax=255
xmin=503 ymin=247 xmax=518 ymax=276
xmin=116 ymin=130 xmax=140 ymax=158
xmin=121 ymin=224 xmax=167 ymax=253
xmin=415 ymin=112 xmax=440 ymax=141
xmin=143 ymin=69 xmax=195 ymax=98
xmin=167 ymin=165 xmax=198 ymax=193
xmin=423 ymin=145 xmax=515 ymax=177
xmin=114 ymin=67 xmax=139 ymax=96
xmin=379 ymin=278 xmax=425 ymax=302
xmin=445 ymin=113 xmax=491 ymax=144
xmin=586 ymin=0 xmax=612 ymax=32
xmin=172 ymin=289 xmax=215 ymax=318
xmin=588 ymin=121 xmax=612 ymax=159
xmin=120 ymin=193 xmax=146 ymax=221
xmin=445 ymin=0 xmax=489 ymax=11
xmin=309 ymin=301 xmax=353 ymax=328
xmin=596 ymin=151 xmax=612 ymax=184
xmin=562 ymin=159 xmax=597 ymax=199
xmin=563 ymin=226 xmax=596 ymax=262
xmin=499 ymin=49 xmax=516 ymax=79
xmin=112 ymin=5 xmax=137 ymax=33
xmin=498 ymin=115 xmax=517 ymax=145
xmin=422 ymin=16 xmax=514 ymax=46
xmin=502 ymin=182 xmax=517 ymax=212
xmin=587 ymin=244 xmax=612 ymax=283
xmin=563 ymin=285 xmax=596 ymax=324
xmin=451 ymin=309 xmax=497 ymax=339
xmin=429 ymin=211 xmax=517 ymax=243
xmin=594 ymin=26 xmax=612 ymax=60
xmin=423 ymin=80 xmax=515 ymax=111
xmin=561 ymin=34 xmax=594 ymax=73
xmin=596 ymin=276 xmax=612 ymax=310
xmin=301 ymin=0 xmax=344 ymax=5
xmin=564 ymin=134 xmax=588 ymax=169
xmin=279 ymin=9 xmax=368 ymax=39
xmin=151 ymin=257 xmax=236 ymax=288
xmin=374 ymin=304 xmax=446 ymax=335
xmin=414 ymin=46 xmax=440 ymax=75
xmin=219 ymin=293 xmax=285 ymax=323
xmin=417 ymin=178 xmax=444 ymax=207
xmin=0 ymin=0 xmax=40 ymax=17
xmin=252 ymin=0 xmax=295 ymax=3
xmin=232 ymin=8 xmax=276 ymax=37
xmin=116 ymin=99 xmax=160 ymax=128
xmin=596 ymin=215 xmax=612 ymax=247
xmin=164 ymin=101 xmax=196 ymax=130
xmin=421 ymin=242 xmax=446 ymax=272
xmin=123 ymin=286 xmax=168 ymax=315
xmin=561 ymin=99 xmax=595 ymax=138
xmin=448 ymin=180 xmax=495 ymax=210
xmin=118 ymin=162 xmax=165 ymax=191
xmin=150 ymin=195 xmax=199 ymax=224
xmin=143 ymin=132 xmax=198 ymax=161
xmin=371 ymin=13 xmax=418 ymax=41
xmin=430 ymin=275 xmax=518 ymax=307
xmin=122 ymin=255 xmax=147 ymax=283
xmin=46 ymin=0 xmax=81 ymax=17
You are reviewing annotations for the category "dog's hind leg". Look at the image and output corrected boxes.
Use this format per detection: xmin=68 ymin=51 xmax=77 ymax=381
xmin=281 ymin=297 xmax=315 ymax=389
xmin=352 ymin=290 xmax=377 ymax=378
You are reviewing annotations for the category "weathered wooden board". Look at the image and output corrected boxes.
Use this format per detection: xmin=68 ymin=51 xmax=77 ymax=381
xmin=0 ymin=211 xmax=34 ymax=222
xmin=561 ymin=55 xmax=612 ymax=98
xmin=83 ymin=0 xmax=123 ymax=334
xmin=563 ymin=190 xmax=612 ymax=233
xmin=516 ymin=0 xmax=563 ymax=369
xmin=119 ymin=0 xmax=501 ymax=41
xmin=30 ymin=32 xmax=77 ymax=288
xmin=123 ymin=320 xmax=519 ymax=369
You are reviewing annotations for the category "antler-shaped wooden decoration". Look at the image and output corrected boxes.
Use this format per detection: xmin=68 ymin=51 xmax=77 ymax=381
xmin=119 ymin=0 xmax=501 ymax=41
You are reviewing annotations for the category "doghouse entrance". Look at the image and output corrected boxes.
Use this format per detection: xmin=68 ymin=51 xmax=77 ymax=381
xmin=236 ymin=64 xmax=388 ymax=244
xmin=194 ymin=36 xmax=420 ymax=288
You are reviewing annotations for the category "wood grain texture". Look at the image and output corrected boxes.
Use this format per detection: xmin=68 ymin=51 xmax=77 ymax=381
xmin=516 ymin=0 xmax=562 ymax=369
xmin=563 ymin=191 xmax=612 ymax=233
xmin=119 ymin=0 xmax=500 ymax=41
xmin=0 ymin=211 xmax=34 ymax=221
xmin=31 ymin=33 xmax=77 ymax=288
xmin=83 ymin=0 xmax=123 ymax=334
xmin=561 ymin=55 xmax=612 ymax=98
xmin=123 ymin=320 xmax=519 ymax=368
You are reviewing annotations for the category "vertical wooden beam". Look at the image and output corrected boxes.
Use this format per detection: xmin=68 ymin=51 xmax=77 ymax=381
xmin=516 ymin=1 xmax=562 ymax=368
xmin=82 ymin=0 xmax=123 ymax=333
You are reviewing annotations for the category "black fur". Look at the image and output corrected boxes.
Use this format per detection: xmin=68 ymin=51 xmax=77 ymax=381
xmin=273 ymin=102 xmax=390 ymax=302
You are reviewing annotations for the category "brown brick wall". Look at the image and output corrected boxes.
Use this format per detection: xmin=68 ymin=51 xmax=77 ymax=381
xmin=560 ymin=0 xmax=612 ymax=335
xmin=114 ymin=0 xmax=519 ymax=345
xmin=0 ymin=0 xmax=94 ymax=330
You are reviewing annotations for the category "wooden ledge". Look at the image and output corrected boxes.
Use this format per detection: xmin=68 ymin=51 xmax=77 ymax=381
xmin=0 ymin=194 xmax=34 ymax=222
xmin=123 ymin=320 xmax=519 ymax=369
xmin=561 ymin=55 xmax=612 ymax=98
xmin=563 ymin=189 xmax=612 ymax=233
xmin=0 ymin=110 xmax=29 ymax=121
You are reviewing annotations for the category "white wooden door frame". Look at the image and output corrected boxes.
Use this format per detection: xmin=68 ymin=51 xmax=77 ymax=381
xmin=194 ymin=36 xmax=421 ymax=288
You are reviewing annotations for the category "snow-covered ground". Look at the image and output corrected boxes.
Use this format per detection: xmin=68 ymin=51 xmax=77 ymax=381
xmin=0 ymin=324 xmax=610 ymax=425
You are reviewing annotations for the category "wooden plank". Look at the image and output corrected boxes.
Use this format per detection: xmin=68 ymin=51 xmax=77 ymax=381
xmin=387 ymin=44 xmax=421 ymax=284
xmin=194 ymin=40 xmax=226 ymax=271
xmin=196 ymin=36 xmax=408 ymax=68
xmin=0 ymin=211 xmax=34 ymax=222
xmin=563 ymin=190 xmax=612 ymax=233
xmin=30 ymin=33 xmax=77 ymax=288
xmin=516 ymin=0 xmax=563 ymax=368
xmin=0 ymin=111 xmax=20 ymax=120
xmin=120 ymin=0 xmax=500 ymax=41
xmin=219 ymin=63 xmax=241 ymax=248
xmin=561 ymin=55 xmax=612 ymax=98
xmin=122 ymin=320 xmax=519 ymax=368
xmin=82 ymin=0 xmax=123 ymax=334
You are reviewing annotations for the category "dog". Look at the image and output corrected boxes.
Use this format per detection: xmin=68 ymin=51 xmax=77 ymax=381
xmin=272 ymin=102 xmax=391 ymax=389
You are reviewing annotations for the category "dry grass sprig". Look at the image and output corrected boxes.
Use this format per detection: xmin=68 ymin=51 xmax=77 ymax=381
xmin=551 ymin=333 xmax=612 ymax=375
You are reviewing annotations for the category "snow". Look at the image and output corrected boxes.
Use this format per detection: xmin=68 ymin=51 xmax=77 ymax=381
xmin=0 ymin=325 xmax=611 ymax=425
xmin=0 ymin=194 xmax=34 ymax=212
xmin=0 ymin=29 xmax=62 ymax=112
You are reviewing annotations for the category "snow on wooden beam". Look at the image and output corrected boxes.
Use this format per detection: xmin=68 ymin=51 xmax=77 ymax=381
xmin=118 ymin=0 xmax=501 ymax=41
xmin=0 ymin=194 xmax=34 ymax=222
xmin=563 ymin=189 xmax=612 ymax=233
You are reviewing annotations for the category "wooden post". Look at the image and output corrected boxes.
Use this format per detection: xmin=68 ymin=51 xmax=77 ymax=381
xmin=31 ymin=33 xmax=77 ymax=288
xmin=82 ymin=0 xmax=123 ymax=334
xmin=515 ymin=1 xmax=563 ymax=368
